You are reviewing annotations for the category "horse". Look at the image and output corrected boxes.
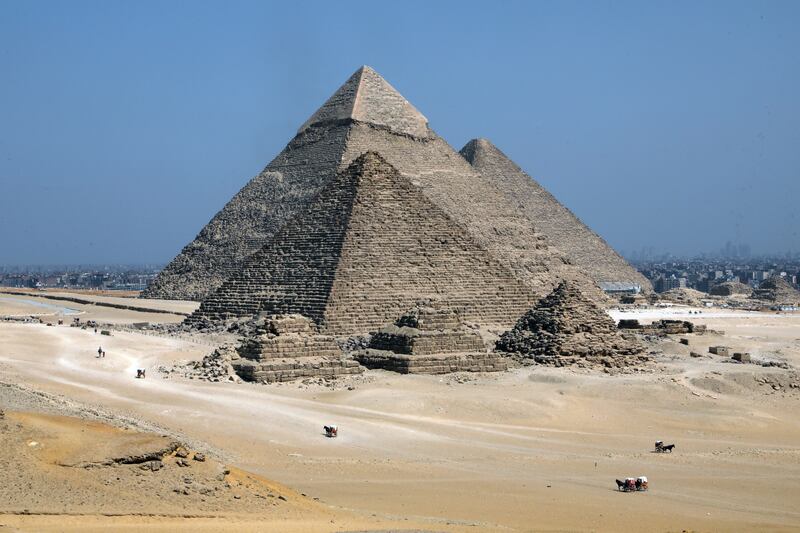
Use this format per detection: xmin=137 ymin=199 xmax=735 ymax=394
xmin=615 ymin=479 xmax=626 ymax=491
xmin=661 ymin=444 xmax=675 ymax=452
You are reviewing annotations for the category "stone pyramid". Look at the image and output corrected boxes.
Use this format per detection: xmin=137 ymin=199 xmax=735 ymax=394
xmin=187 ymin=152 xmax=536 ymax=334
xmin=709 ymin=281 xmax=751 ymax=296
xmin=751 ymin=276 xmax=800 ymax=304
xmin=355 ymin=302 xmax=508 ymax=374
xmin=496 ymin=281 xmax=645 ymax=368
xmin=460 ymin=139 xmax=651 ymax=291
xmin=232 ymin=315 xmax=363 ymax=383
xmin=144 ymin=66 xmax=595 ymax=301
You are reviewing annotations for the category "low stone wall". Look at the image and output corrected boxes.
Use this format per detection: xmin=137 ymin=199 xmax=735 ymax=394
xmin=0 ymin=290 xmax=189 ymax=317
xmin=369 ymin=326 xmax=485 ymax=355
xmin=355 ymin=349 xmax=507 ymax=375
xmin=233 ymin=356 xmax=363 ymax=383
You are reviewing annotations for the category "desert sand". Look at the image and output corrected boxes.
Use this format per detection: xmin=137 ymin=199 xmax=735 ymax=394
xmin=2 ymin=291 xmax=800 ymax=532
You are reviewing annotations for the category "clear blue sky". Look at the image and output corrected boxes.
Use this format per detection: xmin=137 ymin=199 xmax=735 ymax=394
xmin=1 ymin=0 xmax=798 ymax=264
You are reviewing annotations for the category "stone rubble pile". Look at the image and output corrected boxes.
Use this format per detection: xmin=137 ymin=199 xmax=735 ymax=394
xmin=496 ymin=281 xmax=648 ymax=368
xmin=618 ymin=319 xmax=706 ymax=336
xmin=162 ymin=345 xmax=242 ymax=383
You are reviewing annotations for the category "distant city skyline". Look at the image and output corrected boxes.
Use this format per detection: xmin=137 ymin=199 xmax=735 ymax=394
xmin=1 ymin=1 xmax=798 ymax=264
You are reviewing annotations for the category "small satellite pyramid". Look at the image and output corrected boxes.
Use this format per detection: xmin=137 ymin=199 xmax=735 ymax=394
xmin=187 ymin=152 xmax=535 ymax=334
xmin=751 ymin=276 xmax=800 ymax=304
xmin=496 ymin=281 xmax=645 ymax=367
xmin=144 ymin=66 xmax=595 ymax=303
xmin=460 ymin=139 xmax=651 ymax=291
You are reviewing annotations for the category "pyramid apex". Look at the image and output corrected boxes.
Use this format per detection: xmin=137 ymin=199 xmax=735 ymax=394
xmin=460 ymin=138 xmax=503 ymax=164
xmin=351 ymin=150 xmax=388 ymax=165
xmin=298 ymin=66 xmax=431 ymax=138
xmin=345 ymin=151 xmax=398 ymax=177
xmin=464 ymin=138 xmax=498 ymax=150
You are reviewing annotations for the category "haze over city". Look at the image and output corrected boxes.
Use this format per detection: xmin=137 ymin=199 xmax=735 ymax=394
xmin=2 ymin=1 xmax=799 ymax=265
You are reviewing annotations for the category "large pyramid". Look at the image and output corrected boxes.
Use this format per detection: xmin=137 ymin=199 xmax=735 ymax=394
xmin=187 ymin=152 xmax=535 ymax=334
xmin=144 ymin=66 xmax=594 ymax=302
xmin=460 ymin=139 xmax=651 ymax=291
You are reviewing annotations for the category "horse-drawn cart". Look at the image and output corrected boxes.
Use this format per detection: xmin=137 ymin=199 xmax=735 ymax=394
xmin=655 ymin=440 xmax=675 ymax=453
xmin=616 ymin=476 xmax=648 ymax=492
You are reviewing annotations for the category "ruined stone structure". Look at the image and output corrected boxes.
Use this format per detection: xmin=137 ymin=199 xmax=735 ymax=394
xmin=709 ymin=281 xmax=751 ymax=296
xmin=496 ymin=281 xmax=646 ymax=368
xmin=232 ymin=315 xmax=363 ymax=382
xmin=751 ymin=276 xmax=800 ymax=304
xmin=355 ymin=303 xmax=508 ymax=374
xmin=187 ymin=152 xmax=535 ymax=334
xmin=460 ymin=139 xmax=651 ymax=292
xmin=618 ymin=319 xmax=706 ymax=336
xmin=144 ymin=66 xmax=600 ymax=302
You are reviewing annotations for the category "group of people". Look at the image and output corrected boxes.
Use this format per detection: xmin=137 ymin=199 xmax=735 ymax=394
xmin=97 ymin=346 xmax=106 ymax=358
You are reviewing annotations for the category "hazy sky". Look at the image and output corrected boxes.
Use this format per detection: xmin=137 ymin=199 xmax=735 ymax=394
xmin=1 ymin=1 xmax=798 ymax=264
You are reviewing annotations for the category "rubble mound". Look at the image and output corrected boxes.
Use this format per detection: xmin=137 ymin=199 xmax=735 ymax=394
xmin=496 ymin=281 xmax=647 ymax=368
xmin=355 ymin=303 xmax=507 ymax=374
xmin=232 ymin=314 xmax=363 ymax=383
xmin=709 ymin=281 xmax=751 ymax=296
xmin=181 ymin=344 xmax=241 ymax=382
xmin=658 ymin=288 xmax=707 ymax=305
xmin=751 ymin=276 xmax=800 ymax=304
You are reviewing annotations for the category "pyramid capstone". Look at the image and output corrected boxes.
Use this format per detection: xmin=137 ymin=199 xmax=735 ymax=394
xmin=298 ymin=66 xmax=431 ymax=138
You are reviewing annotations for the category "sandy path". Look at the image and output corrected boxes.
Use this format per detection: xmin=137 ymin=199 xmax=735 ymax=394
xmin=2 ymin=310 xmax=800 ymax=531
xmin=0 ymin=292 xmax=192 ymax=324
xmin=0 ymin=288 xmax=199 ymax=314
